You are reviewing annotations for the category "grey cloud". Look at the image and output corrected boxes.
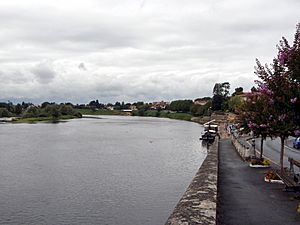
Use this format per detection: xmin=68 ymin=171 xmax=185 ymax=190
xmin=31 ymin=61 xmax=56 ymax=84
xmin=78 ymin=63 xmax=87 ymax=71
xmin=0 ymin=0 xmax=299 ymax=103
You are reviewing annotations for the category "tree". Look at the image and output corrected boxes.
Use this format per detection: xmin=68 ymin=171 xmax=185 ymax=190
xmin=239 ymin=89 xmax=273 ymax=159
xmin=253 ymin=23 xmax=300 ymax=171
xmin=228 ymin=95 xmax=243 ymax=112
xmin=211 ymin=82 xmax=230 ymax=111
xmin=15 ymin=103 xmax=22 ymax=115
xmin=41 ymin=102 xmax=51 ymax=108
xmin=59 ymin=104 xmax=75 ymax=115
xmin=190 ymin=101 xmax=211 ymax=116
xmin=0 ymin=108 xmax=11 ymax=117
xmin=169 ymin=100 xmax=193 ymax=113
xmin=232 ymin=87 xmax=244 ymax=96
xmin=44 ymin=104 xmax=60 ymax=119
xmin=23 ymin=106 xmax=40 ymax=118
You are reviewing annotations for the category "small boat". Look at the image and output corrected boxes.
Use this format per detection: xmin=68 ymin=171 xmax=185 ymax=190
xmin=200 ymin=120 xmax=218 ymax=141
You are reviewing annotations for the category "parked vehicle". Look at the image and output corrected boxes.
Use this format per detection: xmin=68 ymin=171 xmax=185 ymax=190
xmin=200 ymin=120 xmax=218 ymax=141
xmin=293 ymin=137 xmax=300 ymax=149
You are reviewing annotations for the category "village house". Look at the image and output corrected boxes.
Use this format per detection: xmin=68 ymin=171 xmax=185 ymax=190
xmin=150 ymin=101 xmax=169 ymax=110
xmin=194 ymin=98 xmax=210 ymax=106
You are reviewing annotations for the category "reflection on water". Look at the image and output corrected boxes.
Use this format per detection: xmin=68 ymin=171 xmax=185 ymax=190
xmin=0 ymin=116 xmax=206 ymax=225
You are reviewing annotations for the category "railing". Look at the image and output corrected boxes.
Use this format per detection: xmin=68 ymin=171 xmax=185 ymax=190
xmin=231 ymin=135 xmax=251 ymax=159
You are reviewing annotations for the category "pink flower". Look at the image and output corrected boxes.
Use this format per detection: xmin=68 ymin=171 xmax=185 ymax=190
xmin=260 ymin=124 xmax=268 ymax=128
xmin=278 ymin=52 xmax=286 ymax=65
xmin=294 ymin=130 xmax=300 ymax=136
xmin=278 ymin=114 xmax=288 ymax=121
xmin=291 ymin=97 xmax=297 ymax=103
xmin=248 ymin=121 xmax=259 ymax=129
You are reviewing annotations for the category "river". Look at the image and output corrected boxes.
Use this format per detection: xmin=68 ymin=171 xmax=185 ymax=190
xmin=0 ymin=116 xmax=206 ymax=225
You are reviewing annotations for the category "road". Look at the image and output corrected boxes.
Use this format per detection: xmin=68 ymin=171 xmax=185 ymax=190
xmin=254 ymin=137 xmax=300 ymax=172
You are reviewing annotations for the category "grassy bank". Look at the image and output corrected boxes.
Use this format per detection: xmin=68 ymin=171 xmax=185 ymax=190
xmin=75 ymin=108 xmax=122 ymax=116
xmin=14 ymin=115 xmax=78 ymax=123
xmin=75 ymin=108 xmax=193 ymax=122
xmin=134 ymin=110 xmax=193 ymax=121
xmin=160 ymin=112 xmax=192 ymax=121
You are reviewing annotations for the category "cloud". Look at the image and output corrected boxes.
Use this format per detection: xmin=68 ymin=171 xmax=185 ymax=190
xmin=78 ymin=62 xmax=87 ymax=71
xmin=0 ymin=0 xmax=299 ymax=103
xmin=31 ymin=61 xmax=56 ymax=84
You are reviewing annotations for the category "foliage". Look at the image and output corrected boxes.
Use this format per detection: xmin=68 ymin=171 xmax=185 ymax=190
xmin=15 ymin=115 xmax=77 ymax=123
xmin=228 ymin=95 xmax=243 ymax=112
xmin=213 ymin=82 xmax=230 ymax=97
xmin=190 ymin=101 xmax=211 ymax=116
xmin=0 ymin=108 xmax=12 ymax=117
xmin=144 ymin=110 xmax=159 ymax=117
xmin=211 ymin=82 xmax=230 ymax=111
xmin=23 ymin=106 xmax=41 ymax=118
xmin=169 ymin=100 xmax=193 ymax=113
xmin=232 ymin=87 xmax=244 ymax=96
xmin=243 ymin=23 xmax=300 ymax=171
xmin=166 ymin=112 xmax=192 ymax=121
xmin=15 ymin=104 xmax=22 ymax=115
xmin=265 ymin=170 xmax=280 ymax=180
xmin=59 ymin=104 xmax=75 ymax=115
xmin=75 ymin=108 xmax=121 ymax=116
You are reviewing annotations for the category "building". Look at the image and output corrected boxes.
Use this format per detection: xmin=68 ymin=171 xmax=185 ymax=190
xmin=150 ymin=101 xmax=169 ymax=110
xmin=194 ymin=98 xmax=210 ymax=106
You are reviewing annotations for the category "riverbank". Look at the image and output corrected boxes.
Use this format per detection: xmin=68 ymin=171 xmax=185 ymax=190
xmin=75 ymin=108 xmax=193 ymax=121
xmin=12 ymin=115 xmax=79 ymax=123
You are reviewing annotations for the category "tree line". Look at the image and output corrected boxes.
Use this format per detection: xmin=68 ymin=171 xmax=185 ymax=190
xmin=0 ymin=102 xmax=82 ymax=119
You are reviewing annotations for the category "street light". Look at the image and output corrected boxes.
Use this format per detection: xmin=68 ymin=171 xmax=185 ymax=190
xmin=252 ymin=136 xmax=256 ymax=158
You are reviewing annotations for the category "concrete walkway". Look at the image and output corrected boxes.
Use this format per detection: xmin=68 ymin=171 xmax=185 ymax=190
xmin=217 ymin=139 xmax=300 ymax=225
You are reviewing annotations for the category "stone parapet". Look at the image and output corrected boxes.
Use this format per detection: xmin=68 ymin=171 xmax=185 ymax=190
xmin=165 ymin=140 xmax=218 ymax=225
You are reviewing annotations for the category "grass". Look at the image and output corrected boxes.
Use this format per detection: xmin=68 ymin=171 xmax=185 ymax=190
xmin=75 ymin=108 xmax=193 ymax=122
xmin=14 ymin=115 xmax=77 ymax=123
xmin=135 ymin=110 xmax=192 ymax=121
xmin=75 ymin=108 xmax=122 ymax=115
xmin=166 ymin=112 xmax=192 ymax=121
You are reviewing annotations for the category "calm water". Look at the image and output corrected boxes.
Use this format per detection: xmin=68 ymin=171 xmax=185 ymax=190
xmin=0 ymin=116 xmax=206 ymax=225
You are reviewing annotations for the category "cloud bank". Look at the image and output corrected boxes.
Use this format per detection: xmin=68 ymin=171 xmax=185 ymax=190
xmin=0 ymin=0 xmax=299 ymax=103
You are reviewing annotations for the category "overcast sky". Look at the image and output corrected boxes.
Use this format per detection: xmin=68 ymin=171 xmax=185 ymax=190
xmin=0 ymin=0 xmax=299 ymax=104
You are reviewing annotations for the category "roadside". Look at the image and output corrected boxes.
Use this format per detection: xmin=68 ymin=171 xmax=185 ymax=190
xmin=217 ymin=138 xmax=300 ymax=225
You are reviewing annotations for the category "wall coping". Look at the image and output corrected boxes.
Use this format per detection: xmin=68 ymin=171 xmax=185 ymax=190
xmin=165 ymin=140 xmax=218 ymax=225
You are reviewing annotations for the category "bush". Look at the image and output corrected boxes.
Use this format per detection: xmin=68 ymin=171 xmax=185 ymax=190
xmin=59 ymin=104 xmax=75 ymax=115
xmin=23 ymin=106 xmax=40 ymax=118
xmin=0 ymin=108 xmax=12 ymax=117
xmin=144 ymin=110 xmax=159 ymax=117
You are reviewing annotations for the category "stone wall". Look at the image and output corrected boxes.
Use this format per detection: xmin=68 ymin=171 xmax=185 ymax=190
xmin=165 ymin=140 xmax=218 ymax=225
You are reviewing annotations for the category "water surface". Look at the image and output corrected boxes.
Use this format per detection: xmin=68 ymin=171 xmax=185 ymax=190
xmin=0 ymin=116 xmax=206 ymax=225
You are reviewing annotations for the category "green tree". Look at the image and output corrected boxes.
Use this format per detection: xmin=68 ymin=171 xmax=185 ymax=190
xmin=228 ymin=95 xmax=243 ymax=112
xmin=59 ymin=104 xmax=75 ymax=115
xmin=253 ymin=23 xmax=300 ymax=171
xmin=211 ymin=82 xmax=230 ymax=111
xmin=239 ymin=90 xmax=272 ymax=159
xmin=23 ymin=106 xmax=40 ymax=118
xmin=44 ymin=104 xmax=60 ymax=118
xmin=169 ymin=100 xmax=193 ymax=113
xmin=0 ymin=108 xmax=11 ymax=117
xmin=15 ymin=103 xmax=22 ymax=115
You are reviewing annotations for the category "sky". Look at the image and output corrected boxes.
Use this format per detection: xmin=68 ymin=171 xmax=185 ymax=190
xmin=0 ymin=0 xmax=299 ymax=104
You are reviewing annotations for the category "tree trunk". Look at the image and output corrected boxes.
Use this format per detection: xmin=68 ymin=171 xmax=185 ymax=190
xmin=280 ymin=136 xmax=285 ymax=173
xmin=260 ymin=138 xmax=264 ymax=159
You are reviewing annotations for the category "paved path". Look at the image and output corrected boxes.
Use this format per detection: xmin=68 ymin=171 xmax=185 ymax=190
xmin=217 ymin=139 xmax=300 ymax=225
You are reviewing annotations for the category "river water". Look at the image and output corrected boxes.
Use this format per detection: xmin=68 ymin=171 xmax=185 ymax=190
xmin=0 ymin=116 xmax=206 ymax=225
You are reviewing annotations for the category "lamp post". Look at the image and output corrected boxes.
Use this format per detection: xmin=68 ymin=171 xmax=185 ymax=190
xmin=252 ymin=136 xmax=256 ymax=158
